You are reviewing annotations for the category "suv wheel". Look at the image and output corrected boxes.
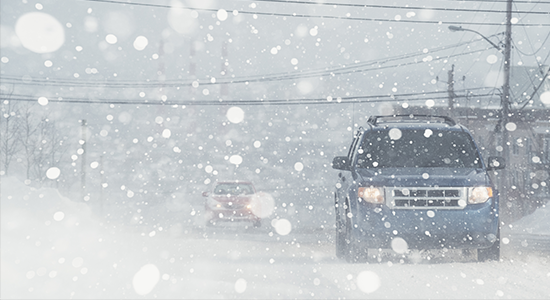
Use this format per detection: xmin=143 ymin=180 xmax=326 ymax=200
xmin=477 ymin=228 xmax=500 ymax=262
xmin=344 ymin=210 xmax=368 ymax=263
xmin=335 ymin=205 xmax=346 ymax=259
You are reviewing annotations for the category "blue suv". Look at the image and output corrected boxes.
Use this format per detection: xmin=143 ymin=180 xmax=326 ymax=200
xmin=332 ymin=115 xmax=505 ymax=262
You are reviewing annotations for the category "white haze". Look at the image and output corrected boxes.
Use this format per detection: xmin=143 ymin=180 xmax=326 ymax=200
xmin=1 ymin=0 xmax=549 ymax=298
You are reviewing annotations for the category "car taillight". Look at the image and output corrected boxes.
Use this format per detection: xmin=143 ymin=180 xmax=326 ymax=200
xmin=358 ymin=187 xmax=384 ymax=204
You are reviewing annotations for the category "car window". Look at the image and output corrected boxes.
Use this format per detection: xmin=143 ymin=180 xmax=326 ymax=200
xmin=356 ymin=129 xmax=482 ymax=168
xmin=214 ymin=184 xmax=254 ymax=195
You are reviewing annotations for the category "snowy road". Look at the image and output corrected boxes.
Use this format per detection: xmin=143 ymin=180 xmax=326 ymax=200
xmin=4 ymin=223 xmax=550 ymax=299
xmin=119 ymin=226 xmax=550 ymax=299
xmin=2 ymin=177 xmax=549 ymax=299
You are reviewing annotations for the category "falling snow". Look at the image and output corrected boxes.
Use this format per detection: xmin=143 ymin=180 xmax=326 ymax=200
xmin=1 ymin=0 xmax=549 ymax=298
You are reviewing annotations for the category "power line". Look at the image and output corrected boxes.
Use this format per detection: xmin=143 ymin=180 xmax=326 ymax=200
xmin=1 ymin=47 xmax=493 ymax=88
xmin=250 ymin=0 xmax=550 ymax=15
xmin=82 ymin=0 xmax=550 ymax=27
xmin=519 ymin=66 xmax=550 ymax=110
xmin=513 ymin=0 xmax=550 ymax=57
xmin=434 ymin=0 xmax=550 ymax=4
xmin=2 ymin=88 xmax=498 ymax=106
xmin=513 ymin=31 xmax=550 ymax=57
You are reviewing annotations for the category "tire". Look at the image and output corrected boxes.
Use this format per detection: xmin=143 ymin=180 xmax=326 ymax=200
xmin=343 ymin=207 xmax=368 ymax=263
xmin=478 ymin=228 xmax=500 ymax=262
xmin=335 ymin=207 xmax=346 ymax=259
xmin=345 ymin=240 xmax=368 ymax=263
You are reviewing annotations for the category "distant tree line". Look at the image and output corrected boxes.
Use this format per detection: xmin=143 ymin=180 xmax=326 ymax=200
xmin=1 ymin=90 xmax=68 ymax=182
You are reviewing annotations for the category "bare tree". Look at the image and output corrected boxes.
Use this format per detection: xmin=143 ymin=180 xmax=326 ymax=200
xmin=1 ymin=94 xmax=69 ymax=182
xmin=0 ymin=89 xmax=21 ymax=176
xmin=31 ymin=119 xmax=69 ymax=182
xmin=18 ymin=102 xmax=44 ymax=179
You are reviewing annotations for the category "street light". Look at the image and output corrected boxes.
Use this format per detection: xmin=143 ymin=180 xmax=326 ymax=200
xmin=447 ymin=25 xmax=510 ymax=128
xmin=447 ymin=25 xmax=509 ymax=120
xmin=447 ymin=26 xmax=502 ymax=51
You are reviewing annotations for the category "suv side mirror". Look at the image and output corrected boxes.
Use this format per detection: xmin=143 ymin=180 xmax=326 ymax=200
xmin=487 ymin=156 xmax=506 ymax=170
xmin=332 ymin=156 xmax=351 ymax=171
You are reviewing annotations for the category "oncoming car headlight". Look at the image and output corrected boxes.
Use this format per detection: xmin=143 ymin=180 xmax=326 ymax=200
xmin=207 ymin=198 xmax=223 ymax=208
xmin=468 ymin=187 xmax=493 ymax=204
xmin=358 ymin=187 xmax=384 ymax=204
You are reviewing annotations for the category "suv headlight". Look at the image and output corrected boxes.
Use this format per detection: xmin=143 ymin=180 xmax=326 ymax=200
xmin=468 ymin=187 xmax=493 ymax=204
xmin=358 ymin=187 xmax=384 ymax=204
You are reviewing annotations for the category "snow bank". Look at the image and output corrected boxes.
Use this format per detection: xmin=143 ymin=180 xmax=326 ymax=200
xmin=0 ymin=177 xmax=155 ymax=298
xmin=508 ymin=201 xmax=550 ymax=235
xmin=1 ymin=176 xmax=212 ymax=299
xmin=1 ymin=176 xmax=97 ymax=232
xmin=1 ymin=176 xmax=105 ymax=298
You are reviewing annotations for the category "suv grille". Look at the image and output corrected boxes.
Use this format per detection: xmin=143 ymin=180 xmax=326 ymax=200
xmin=386 ymin=187 xmax=466 ymax=209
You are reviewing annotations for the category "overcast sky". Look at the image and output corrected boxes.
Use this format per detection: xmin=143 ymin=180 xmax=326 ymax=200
xmin=1 ymin=0 xmax=549 ymax=108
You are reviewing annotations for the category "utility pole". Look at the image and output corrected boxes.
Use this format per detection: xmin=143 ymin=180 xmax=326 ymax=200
xmin=221 ymin=41 xmax=229 ymax=99
xmin=81 ymin=119 xmax=87 ymax=202
xmin=189 ymin=41 xmax=196 ymax=96
xmin=100 ymin=154 xmax=104 ymax=215
xmin=500 ymin=0 xmax=513 ymax=209
xmin=447 ymin=64 xmax=455 ymax=111
xmin=447 ymin=0 xmax=514 ymax=219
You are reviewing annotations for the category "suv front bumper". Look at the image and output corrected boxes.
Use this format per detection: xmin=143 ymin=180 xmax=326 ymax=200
xmin=350 ymin=198 xmax=499 ymax=250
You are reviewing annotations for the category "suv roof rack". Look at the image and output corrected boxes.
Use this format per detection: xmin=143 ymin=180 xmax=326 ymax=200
xmin=367 ymin=114 xmax=456 ymax=126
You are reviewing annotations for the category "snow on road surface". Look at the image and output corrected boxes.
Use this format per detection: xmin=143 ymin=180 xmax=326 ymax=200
xmin=1 ymin=176 xmax=549 ymax=299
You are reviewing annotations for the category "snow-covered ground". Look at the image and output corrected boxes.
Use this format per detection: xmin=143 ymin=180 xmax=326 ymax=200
xmin=502 ymin=200 xmax=550 ymax=257
xmin=506 ymin=204 xmax=550 ymax=236
xmin=2 ymin=176 xmax=549 ymax=299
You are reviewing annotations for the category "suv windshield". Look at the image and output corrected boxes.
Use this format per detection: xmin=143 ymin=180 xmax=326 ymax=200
xmin=356 ymin=128 xmax=482 ymax=169
xmin=214 ymin=183 xmax=254 ymax=195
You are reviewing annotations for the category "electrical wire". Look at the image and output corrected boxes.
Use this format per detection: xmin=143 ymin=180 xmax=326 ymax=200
xmin=518 ymin=66 xmax=550 ymax=110
xmin=510 ymin=44 xmax=548 ymax=105
xmin=1 ymin=46 xmax=494 ymax=88
xmin=435 ymin=0 xmax=504 ymax=83
xmin=82 ymin=0 xmax=550 ymax=27
xmin=508 ymin=1 xmax=550 ymax=105
xmin=436 ymin=0 xmax=550 ymax=4
xmin=2 ymin=90 xmax=498 ymax=106
xmin=513 ymin=32 xmax=550 ymax=57
xmin=513 ymin=0 xmax=550 ymax=57
xmin=249 ymin=0 xmax=550 ymax=15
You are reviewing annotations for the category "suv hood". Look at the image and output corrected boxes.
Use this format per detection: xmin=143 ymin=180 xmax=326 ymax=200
xmin=355 ymin=167 xmax=490 ymax=187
